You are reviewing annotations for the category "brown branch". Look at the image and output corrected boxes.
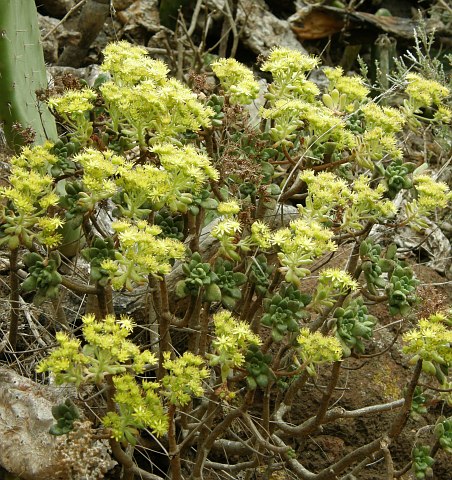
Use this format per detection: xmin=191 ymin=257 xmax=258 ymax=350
xmin=168 ymin=404 xmax=182 ymax=480
xmin=388 ymin=359 xmax=423 ymax=439
xmin=61 ymin=275 xmax=98 ymax=294
xmin=274 ymin=399 xmax=404 ymax=436
xmin=190 ymin=392 xmax=252 ymax=480
xmin=381 ymin=436 xmax=394 ymax=480
xmin=303 ymin=361 xmax=341 ymax=436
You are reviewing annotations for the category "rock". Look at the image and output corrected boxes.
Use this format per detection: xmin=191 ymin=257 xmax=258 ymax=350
xmin=238 ymin=0 xmax=307 ymax=55
xmin=39 ymin=14 xmax=80 ymax=64
xmin=113 ymin=0 xmax=135 ymax=10
xmin=394 ymin=221 xmax=452 ymax=275
xmin=208 ymin=0 xmax=307 ymax=56
xmin=0 ymin=367 xmax=115 ymax=479
xmin=36 ymin=0 xmax=76 ymax=18
xmin=57 ymin=0 xmax=111 ymax=67
xmin=0 ymin=368 xmax=67 ymax=479
xmin=117 ymin=0 xmax=160 ymax=31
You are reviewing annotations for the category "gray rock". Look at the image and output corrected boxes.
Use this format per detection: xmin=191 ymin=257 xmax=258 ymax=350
xmin=208 ymin=0 xmax=306 ymax=56
xmin=0 ymin=368 xmax=67 ymax=479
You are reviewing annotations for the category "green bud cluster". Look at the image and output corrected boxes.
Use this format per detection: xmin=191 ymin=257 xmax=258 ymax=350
xmin=155 ymin=210 xmax=184 ymax=240
xmin=360 ymin=241 xmax=397 ymax=295
xmin=213 ymin=258 xmax=247 ymax=309
xmin=322 ymin=88 xmax=348 ymax=112
xmin=81 ymin=237 xmax=116 ymax=286
xmin=22 ymin=251 xmax=62 ymax=305
xmin=412 ymin=445 xmax=434 ymax=479
xmin=50 ymin=139 xmax=80 ymax=177
xmin=332 ymin=297 xmax=377 ymax=357
xmin=206 ymin=94 xmax=225 ymax=127
xmin=388 ymin=265 xmax=419 ymax=316
xmin=249 ymin=254 xmax=274 ymax=296
xmin=434 ymin=417 xmax=452 ymax=454
xmin=59 ymin=180 xmax=89 ymax=226
xmin=261 ymin=283 xmax=311 ymax=342
xmin=411 ymin=386 xmax=428 ymax=420
xmin=189 ymin=188 xmax=218 ymax=216
xmin=307 ymin=141 xmax=340 ymax=164
xmin=49 ymin=399 xmax=80 ymax=436
xmin=245 ymin=344 xmax=274 ymax=390
xmin=376 ymin=158 xmax=416 ymax=199
xmin=346 ymin=111 xmax=365 ymax=134
xmin=176 ymin=252 xmax=221 ymax=302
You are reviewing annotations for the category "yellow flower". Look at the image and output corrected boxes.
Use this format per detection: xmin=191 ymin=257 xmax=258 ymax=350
xmin=319 ymin=268 xmax=359 ymax=292
xmin=211 ymin=58 xmax=260 ymax=105
xmin=217 ymin=200 xmax=241 ymax=216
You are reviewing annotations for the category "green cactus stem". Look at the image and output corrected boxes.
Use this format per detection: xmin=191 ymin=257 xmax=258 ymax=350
xmin=0 ymin=0 xmax=57 ymax=150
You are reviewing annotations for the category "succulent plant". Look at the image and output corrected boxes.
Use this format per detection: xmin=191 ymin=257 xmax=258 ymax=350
xmin=359 ymin=240 xmax=397 ymax=295
xmin=50 ymin=139 xmax=80 ymax=177
xmin=22 ymin=252 xmax=62 ymax=305
xmin=176 ymin=252 xmax=221 ymax=302
xmin=205 ymin=94 xmax=225 ymax=127
xmin=332 ymin=298 xmax=377 ymax=357
xmin=49 ymin=399 xmax=80 ymax=436
xmin=434 ymin=417 xmax=452 ymax=454
xmin=155 ymin=210 xmax=185 ymax=241
xmin=249 ymin=253 xmax=274 ymax=296
xmin=0 ymin=0 xmax=57 ymax=150
xmin=261 ymin=283 xmax=310 ymax=342
xmin=412 ymin=445 xmax=434 ymax=479
xmin=213 ymin=258 xmax=247 ymax=309
xmin=387 ymin=264 xmax=419 ymax=316
xmin=376 ymin=158 xmax=416 ymax=199
xmin=189 ymin=188 xmax=218 ymax=216
xmin=59 ymin=180 xmax=89 ymax=227
xmin=245 ymin=344 xmax=274 ymax=390
xmin=81 ymin=237 xmax=116 ymax=286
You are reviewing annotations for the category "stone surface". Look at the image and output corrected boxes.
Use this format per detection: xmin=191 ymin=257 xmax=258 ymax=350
xmin=36 ymin=0 xmax=76 ymax=18
xmin=0 ymin=368 xmax=67 ymax=479
xmin=208 ymin=0 xmax=307 ymax=56
xmin=116 ymin=0 xmax=160 ymax=31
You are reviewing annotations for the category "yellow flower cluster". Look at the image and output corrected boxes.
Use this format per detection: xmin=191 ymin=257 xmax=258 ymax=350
xmin=210 ymin=310 xmax=261 ymax=381
xmin=37 ymin=314 xmax=157 ymax=385
xmin=211 ymin=58 xmax=260 ymax=105
xmin=101 ymin=41 xmax=169 ymax=87
xmin=324 ymin=66 xmax=369 ymax=105
xmin=318 ymin=268 xmax=359 ymax=293
xmin=405 ymin=73 xmax=450 ymax=109
xmin=103 ymin=374 xmax=168 ymax=441
xmin=297 ymin=328 xmax=342 ymax=374
xmin=0 ymin=144 xmax=62 ymax=248
xmin=414 ymin=174 xmax=451 ymax=213
xmin=102 ymin=219 xmax=186 ymax=289
xmin=48 ymin=88 xmax=97 ymax=117
xmin=403 ymin=313 xmax=452 ymax=379
xmin=299 ymin=170 xmax=396 ymax=230
xmin=162 ymin=352 xmax=209 ymax=406
xmin=217 ymin=200 xmax=241 ymax=216
xmin=100 ymin=42 xmax=214 ymax=145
